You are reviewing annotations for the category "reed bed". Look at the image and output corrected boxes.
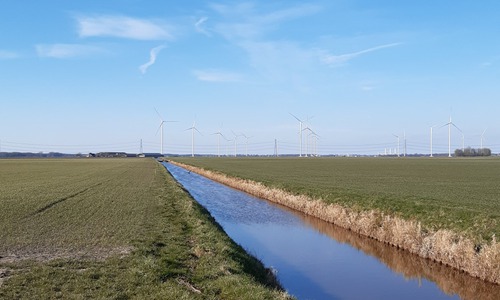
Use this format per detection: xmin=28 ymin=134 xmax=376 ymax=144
xmin=171 ymin=160 xmax=500 ymax=284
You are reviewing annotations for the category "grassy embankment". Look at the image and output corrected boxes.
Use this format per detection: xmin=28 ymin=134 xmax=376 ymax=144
xmin=0 ymin=158 xmax=289 ymax=299
xmin=170 ymin=157 xmax=500 ymax=284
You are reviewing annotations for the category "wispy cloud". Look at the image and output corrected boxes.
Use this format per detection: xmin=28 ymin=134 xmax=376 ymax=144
xmin=193 ymin=69 xmax=243 ymax=82
xmin=255 ymin=4 xmax=322 ymax=24
xmin=0 ymin=50 xmax=19 ymax=59
xmin=321 ymin=43 xmax=401 ymax=66
xmin=194 ymin=17 xmax=210 ymax=36
xmin=480 ymin=55 xmax=500 ymax=68
xmin=76 ymin=15 xmax=174 ymax=40
xmin=36 ymin=44 xmax=104 ymax=58
xmin=211 ymin=3 xmax=321 ymax=40
xmin=139 ymin=45 xmax=166 ymax=74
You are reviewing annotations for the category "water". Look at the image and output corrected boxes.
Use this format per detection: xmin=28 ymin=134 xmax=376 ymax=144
xmin=163 ymin=162 xmax=499 ymax=300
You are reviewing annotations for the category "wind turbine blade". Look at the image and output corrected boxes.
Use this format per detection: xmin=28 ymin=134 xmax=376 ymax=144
xmin=154 ymin=107 xmax=163 ymax=120
xmin=451 ymin=123 xmax=462 ymax=132
xmin=155 ymin=121 xmax=164 ymax=136
xmin=195 ymin=127 xmax=202 ymax=135
xmin=482 ymin=128 xmax=488 ymax=136
xmin=289 ymin=112 xmax=302 ymax=122
xmin=440 ymin=122 xmax=450 ymax=128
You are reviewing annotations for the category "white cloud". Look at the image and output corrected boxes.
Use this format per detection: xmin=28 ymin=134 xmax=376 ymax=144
xmin=321 ymin=43 xmax=401 ymax=66
xmin=0 ymin=50 xmax=19 ymax=59
xmin=194 ymin=17 xmax=210 ymax=36
xmin=77 ymin=15 xmax=173 ymax=40
xmin=36 ymin=44 xmax=104 ymax=58
xmin=193 ymin=69 xmax=242 ymax=82
xmin=139 ymin=45 xmax=166 ymax=74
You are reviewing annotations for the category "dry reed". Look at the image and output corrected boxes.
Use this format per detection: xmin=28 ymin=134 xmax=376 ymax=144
xmin=170 ymin=161 xmax=500 ymax=285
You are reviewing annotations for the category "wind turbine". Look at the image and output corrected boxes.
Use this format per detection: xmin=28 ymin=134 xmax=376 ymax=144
xmin=154 ymin=107 xmax=177 ymax=156
xmin=302 ymin=125 xmax=317 ymax=157
xmin=212 ymin=128 xmax=226 ymax=157
xmin=308 ymin=130 xmax=320 ymax=157
xmin=290 ymin=113 xmax=304 ymax=157
xmin=231 ymin=131 xmax=242 ymax=157
xmin=241 ymin=133 xmax=253 ymax=156
xmin=185 ymin=121 xmax=202 ymax=157
xmin=393 ymin=134 xmax=400 ymax=157
xmin=480 ymin=128 xmax=488 ymax=149
xmin=440 ymin=116 xmax=462 ymax=157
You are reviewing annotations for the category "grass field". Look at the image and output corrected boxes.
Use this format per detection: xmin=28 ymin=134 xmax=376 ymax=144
xmin=171 ymin=157 xmax=500 ymax=242
xmin=0 ymin=158 xmax=288 ymax=299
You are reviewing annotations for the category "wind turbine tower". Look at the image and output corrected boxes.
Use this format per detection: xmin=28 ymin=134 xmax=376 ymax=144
xmin=441 ymin=116 xmax=462 ymax=157
xmin=231 ymin=131 xmax=241 ymax=157
xmin=154 ymin=108 xmax=177 ymax=156
xmin=290 ymin=113 xmax=304 ymax=157
xmin=212 ymin=130 xmax=225 ymax=157
xmin=393 ymin=134 xmax=400 ymax=157
xmin=242 ymin=134 xmax=252 ymax=156
xmin=480 ymin=128 xmax=487 ymax=149
xmin=185 ymin=121 xmax=202 ymax=157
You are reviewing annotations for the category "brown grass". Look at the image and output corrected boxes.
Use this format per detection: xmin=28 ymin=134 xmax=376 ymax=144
xmin=170 ymin=161 xmax=500 ymax=285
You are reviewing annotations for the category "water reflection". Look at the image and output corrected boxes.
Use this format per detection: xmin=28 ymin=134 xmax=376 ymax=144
xmin=164 ymin=162 xmax=499 ymax=300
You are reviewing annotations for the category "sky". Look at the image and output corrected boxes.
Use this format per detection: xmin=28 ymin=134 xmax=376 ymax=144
xmin=1 ymin=1 xmax=500 ymax=156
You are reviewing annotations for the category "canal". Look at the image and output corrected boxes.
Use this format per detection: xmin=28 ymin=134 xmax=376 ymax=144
xmin=163 ymin=162 xmax=499 ymax=300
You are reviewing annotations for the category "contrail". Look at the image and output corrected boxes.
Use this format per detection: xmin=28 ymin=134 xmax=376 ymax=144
xmin=139 ymin=45 xmax=166 ymax=74
xmin=322 ymin=42 xmax=401 ymax=65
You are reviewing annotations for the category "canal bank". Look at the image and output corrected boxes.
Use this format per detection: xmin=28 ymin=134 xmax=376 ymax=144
xmin=168 ymin=160 xmax=500 ymax=286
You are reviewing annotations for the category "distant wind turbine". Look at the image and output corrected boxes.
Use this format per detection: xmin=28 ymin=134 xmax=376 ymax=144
xmin=212 ymin=129 xmax=226 ymax=157
xmin=241 ymin=133 xmax=253 ymax=156
xmin=185 ymin=121 xmax=202 ymax=157
xmin=308 ymin=130 xmax=320 ymax=157
xmin=154 ymin=107 xmax=177 ymax=155
xmin=231 ymin=131 xmax=242 ymax=157
xmin=393 ymin=134 xmax=400 ymax=157
xmin=302 ymin=125 xmax=317 ymax=157
xmin=290 ymin=113 xmax=304 ymax=157
xmin=480 ymin=128 xmax=488 ymax=149
xmin=440 ymin=116 xmax=462 ymax=157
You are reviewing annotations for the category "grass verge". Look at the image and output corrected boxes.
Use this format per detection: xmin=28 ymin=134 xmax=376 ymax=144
xmin=0 ymin=158 xmax=289 ymax=299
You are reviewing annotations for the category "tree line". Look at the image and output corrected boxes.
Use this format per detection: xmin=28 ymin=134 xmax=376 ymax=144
xmin=455 ymin=147 xmax=492 ymax=157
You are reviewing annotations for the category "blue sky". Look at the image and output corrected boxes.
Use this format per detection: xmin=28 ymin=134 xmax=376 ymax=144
xmin=1 ymin=1 xmax=499 ymax=155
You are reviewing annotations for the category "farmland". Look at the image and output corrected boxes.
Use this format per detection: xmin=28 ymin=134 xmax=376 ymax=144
xmin=171 ymin=157 xmax=500 ymax=243
xmin=0 ymin=159 xmax=288 ymax=299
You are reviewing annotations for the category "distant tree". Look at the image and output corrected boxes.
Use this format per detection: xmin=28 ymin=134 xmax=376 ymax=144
xmin=455 ymin=147 xmax=491 ymax=157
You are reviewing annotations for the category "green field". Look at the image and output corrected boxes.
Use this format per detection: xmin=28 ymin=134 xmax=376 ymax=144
xmin=0 ymin=159 xmax=288 ymax=299
xmin=171 ymin=157 xmax=500 ymax=242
